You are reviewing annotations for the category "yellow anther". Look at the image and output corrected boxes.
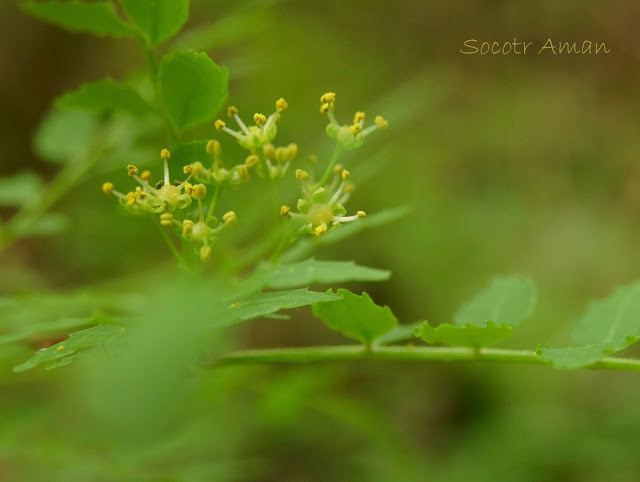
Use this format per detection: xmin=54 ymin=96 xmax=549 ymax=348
xmin=263 ymin=143 xmax=275 ymax=158
xmin=160 ymin=212 xmax=173 ymax=227
xmin=140 ymin=170 xmax=152 ymax=181
xmin=126 ymin=192 xmax=136 ymax=205
xmin=333 ymin=164 xmax=344 ymax=173
xmin=286 ymin=143 xmax=298 ymax=160
xmin=184 ymin=182 xmax=193 ymax=195
xmin=344 ymin=183 xmax=355 ymax=193
xmin=357 ymin=210 xmax=366 ymax=218
xmin=127 ymin=164 xmax=139 ymax=176
xmin=192 ymin=184 xmax=207 ymax=200
xmin=182 ymin=219 xmax=194 ymax=235
xmin=183 ymin=165 xmax=192 ymax=175
xmin=102 ymin=182 xmax=114 ymax=194
xmin=354 ymin=111 xmax=366 ymax=123
xmin=320 ymin=103 xmax=330 ymax=114
xmin=161 ymin=149 xmax=171 ymax=160
xmin=375 ymin=115 xmax=389 ymax=128
xmin=245 ymin=154 xmax=259 ymax=168
xmin=275 ymin=147 xmax=287 ymax=163
xmin=315 ymin=224 xmax=327 ymax=236
xmin=135 ymin=187 xmax=148 ymax=200
xmin=237 ymin=165 xmax=249 ymax=182
xmin=280 ymin=205 xmax=290 ymax=216
xmin=215 ymin=119 xmax=226 ymax=131
xmin=320 ymin=92 xmax=336 ymax=104
xmin=227 ymin=106 xmax=239 ymax=118
xmin=349 ymin=123 xmax=363 ymax=135
xmin=57 ymin=345 xmax=65 ymax=352
xmin=223 ymin=211 xmax=237 ymax=226
xmin=254 ymin=113 xmax=267 ymax=126
xmin=207 ymin=139 xmax=221 ymax=155
xmin=191 ymin=162 xmax=204 ymax=177
xmin=341 ymin=169 xmax=350 ymax=180
xmin=200 ymin=245 xmax=212 ymax=262
xmin=276 ymin=98 xmax=288 ymax=112
xmin=295 ymin=169 xmax=309 ymax=180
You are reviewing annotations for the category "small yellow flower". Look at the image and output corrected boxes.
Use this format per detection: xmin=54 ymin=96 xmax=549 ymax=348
xmin=215 ymin=119 xmax=226 ymax=131
xmin=254 ymin=113 xmax=267 ymax=126
xmin=349 ymin=123 xmax=362 ymax=135
xmin=161 ymin=149 xmax=171 ymax=160
xmin=276 ymin=98 xmax=288 ymax=112
xmin=227 ymin=106 xmax=239 ymax=118
xmin=102 ymin=182 xmax=114 ymax=194
xmin=354 ymin=111 xmax=366 ymax=123
xmin=375 ymin=115 xmax=389 ymax=128
xmin=320 ymin=92 xmax=336 ymax=104
xmin=341 ymin=169 xmax=350 ymax=180
xmin=127 ymin=164 xmax=139 ymax=176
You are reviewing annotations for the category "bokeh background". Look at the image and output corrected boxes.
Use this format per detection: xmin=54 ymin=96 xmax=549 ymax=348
xmin=3 ymin=0 xmax=640 ymax=480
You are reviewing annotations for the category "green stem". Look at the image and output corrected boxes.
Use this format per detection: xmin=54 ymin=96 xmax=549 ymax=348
xmin=158 ymin=227 xmax=188 ymax=271
xmin=208 ymin=345 xmax=640 ymax=372
xmin=205 ymin=186 xmax=221 ymax=224
xmin=316 ymin=144 xmax=343 ymax=188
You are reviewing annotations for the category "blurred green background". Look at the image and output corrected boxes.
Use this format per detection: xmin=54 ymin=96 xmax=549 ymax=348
xmin=3 ymin=0 xmax=640 ymax=480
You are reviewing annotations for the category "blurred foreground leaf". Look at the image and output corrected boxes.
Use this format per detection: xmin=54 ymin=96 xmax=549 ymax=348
xmin=416 ymin=321 xmax=514 ymax=349
xmin=56 ymin=79 xmax=154 ymax=117
xmin=0 ymin=316 xmax=96 ymax=345
xmin=34 ymin=110 xmax=98 ymax=163
xmin=20 ymin=1 xmax=131 ymax=37
xmin=12 ymin=213 xmax=69 ymax=238
xmin=159 ymin=50 xmax=228 ymax=131
xmin=312 ymin=289 xmax=397 ymax=345
xmin=0 ymin=172 xmax=43 ymax=207
xmin=118 ymin=0 xmax=189 ymax=46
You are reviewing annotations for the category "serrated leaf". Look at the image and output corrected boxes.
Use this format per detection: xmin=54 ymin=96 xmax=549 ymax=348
xmin=158 ymin=50 xmax=228 ymax=131
xmin=118 ymin=0 xmax=189 ymax=46
xmin=56 ymin=79 xmax=154 ymax=117
xmin=13 ymin=324 xmax=125 ymax=372
xmin=454 ymin=276 xmax=537 ymax=327
xmin=159 ymin=50 xmax=228 ymax=131
xmin=21 ymin=1 xmax=131 ymax=37
xmin=573 ymin=281 xmax=640 ymax=345
xmin=416 ymin=321 xmax=514 ymax=349
xmin=375 ymin=321 xmax=424 ymax=346
xmin=221 ymin=289 xmax=340 ymax=326
xmin=312 ymin=289 xmax=397 ymax=345
xmin=0 ymin=172 xmax=43 ymax=207
xmin=252 ymin=258 xmax=391 ymax=290
xmin=539 ymin=334 xmax=640 ymax=369
xmin=34 ymin=109 xmax=98 ymax=164
xmin=281 ymin=206 xmax=411 ymax=263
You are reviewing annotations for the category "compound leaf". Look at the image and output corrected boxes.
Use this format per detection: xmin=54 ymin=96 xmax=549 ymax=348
xmin=454 ymin=276 xmax=537 ymax=327
xmin=21 ymin=1 xmax=131 ymax=37
xmin=158 ymin=49 xmax=228 ymax=131
xmin=539 ymin=334 xmax=640 ymax=369
xmin=13 ymin=324 xmax=125 ymax=372
xmin=312 ymin=289 xmax=397 ymax=345
xmin=118 ymin=0 xmax=189 ymax=46
xmin=56 ymin=79 xmax=154 ymax=117
xmin=415 ymin=321 xmax=514 ymax=349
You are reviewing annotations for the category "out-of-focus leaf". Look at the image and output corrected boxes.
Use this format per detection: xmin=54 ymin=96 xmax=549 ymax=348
xmin=34 ymin=110 xmax=98 ymax=164
xmin=0 ymin=316 xmax=96 ymax=345
xmin=251 ymin=258 xmax=391 ymax=290
xmin=13 ymin=325 xmax=125 ymax=372
xmin=0 ymin=172 xmax=43 ymax=207
xmin=158 ymin=50 xmax=229 ymax=130
xmin=454 ymin=276 xmax=537 ymax=328
xmin=416 ymin=321 xmax=514 ymax=349
xmin=312 ymin=289 xmax=397 ymax=345
xmin=118 ymin=0 xmax=189 ymax=46
xmin=20 ymin=1 xmax=131 ymax=37
xmin=12 ymin=213 xmax=69 ymax=238
xmin=221 ymin=289 xmax=339 ymax=326
xmin=170 ymin=141 xmax=209 ymax=166
xmin=538 ymin=334 xmax=640 ymax=369
xmin=159 ymin=50 xmax=228 ymax=131
xmin=56 ymin=79 xmax=154 ymax=117
xmin=375 ymin=321 xmax=424 ymax=346
xmin=281 ymin=206 xmax=411 ymax=263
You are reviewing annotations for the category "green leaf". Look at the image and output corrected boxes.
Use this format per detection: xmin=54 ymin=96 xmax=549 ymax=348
xmin=252 ymin=258 xmax=391 ymax=290
xmin=375 ymin=321 xmax=424 ymax=346
xmin=170 ymin=141 xmax=209 ymax=166
xmin=221 ymin=289 xmax=340 ymax=326
xmin=0 ymin=316 xmax=96 ymax=345
xmin=34 ymin=109 xmax=98 ymax=164
xmin=12 ymin=213 xmax=70 ymax=238
xmin=13 ymin=324 xmax=125 ymax=372
xmin=118 ymin=0 xmax=189 ymax=46
xmin=539 ymin=335 xmax=640 ymax=369
xmin=56 ymin=79 xmax=154 ymax=117
xmin=0 ymin=172 xmax=43 ymax=207
xmin=312 ymin=289 xmax=398 ymax=345
xmin=20 ymin=1 xmax=131 ymax=37
xmin=281 ymin=206 xmax=411 ymax=263
xmin=454 ymin=276 xmax=537 ymax=327
xmin=573 ymin=281 xmax=640 ymax=344
xmin=159 ymin=50 xmax=228 ymax=131
xmin=415 ymin=321 xmax=514 ymax=349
